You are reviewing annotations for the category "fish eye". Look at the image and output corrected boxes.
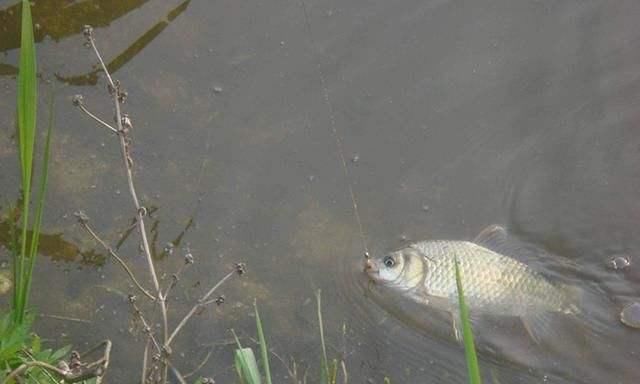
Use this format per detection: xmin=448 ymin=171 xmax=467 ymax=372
xmin=383 ymin=255 xmax=395 ymax=268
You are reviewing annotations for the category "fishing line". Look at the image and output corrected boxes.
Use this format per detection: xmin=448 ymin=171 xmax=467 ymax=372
xmin=298 ymin=0 xmax=371 ymax=259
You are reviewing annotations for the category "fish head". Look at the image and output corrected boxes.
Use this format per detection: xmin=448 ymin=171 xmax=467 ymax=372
xmin=365 ymin=247 xmax=425 ymax=291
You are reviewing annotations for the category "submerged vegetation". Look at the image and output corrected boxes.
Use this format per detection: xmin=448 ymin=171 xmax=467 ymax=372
xmin=233 ymin=292 xmax=350 ymax=384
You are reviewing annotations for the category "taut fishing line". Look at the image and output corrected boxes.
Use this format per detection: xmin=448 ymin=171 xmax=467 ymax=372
xmin=298 ymin=0 xmax=371 ymax=260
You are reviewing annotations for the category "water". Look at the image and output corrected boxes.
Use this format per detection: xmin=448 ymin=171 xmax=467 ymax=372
xmin=1 ymin=0 xmax=640 ymax=382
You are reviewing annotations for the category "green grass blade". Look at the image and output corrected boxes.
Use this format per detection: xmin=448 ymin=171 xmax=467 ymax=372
xmin=253 ymin=301 xmax=272 ymax=384
xmin=329 ymin=358 xmax=338 ymax=384
xmin=232 ymin=329 xmax=261 ymax=384
xmin=234 ymin=348 xmax=261 ymax=384
xmin=316 ymin=290 xmax=329 ymax=384
xmin=454 ymin=258 xmax=482 ymax=384
xmin=14 ymin=0 xmax=38 ymax=325
xmin=23 ymin=89 xmax=54 ymax=319
xmin=17 ymin=0 xmax=37 ymax=187
xmin=8 ymin=204 xmax=19 ymax=318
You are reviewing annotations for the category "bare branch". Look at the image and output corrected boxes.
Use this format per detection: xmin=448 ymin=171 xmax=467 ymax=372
xmin=72 ymin=95 xmax=118 ymax=134
xmin=39 ymin=313 xmax=92 ymax=324
xmin=168 ymin=360 xmax=188 ymax=384
xmin=75 ymin=212 xmax=155 ymax=301
xmin=167 ymin=270 xmax=235 ymax=346
xmin=75 ymin=26 xmax=245 ymax=383
xmin=82 ymin=340 xmax=113 ymax=384
xmin=341 ymin=360 xmax=348 ymax=384
xmin=183 ymin=348 xmax=213 ymax=379
xmin=6 ymin=340 xmax=112 ymax=383
xmin=128 ymin=295 xmax=163 ymax=352
xmin=5 ymin=361 xmax=68 ymax=382
xmin=142 ymin=339 xmax=150 ymax=384
xmin=162 ymin=252 xmax=194 ymax=301
xmin=81 ymin=28 xmax=169 ymax=383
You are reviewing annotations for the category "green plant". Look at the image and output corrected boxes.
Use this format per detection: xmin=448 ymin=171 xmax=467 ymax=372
xmin=12 ymin=0 xmax=53 ymax=326
xmin=0 ymin=312 xmax=32 ymax=367
xmin=0 ymin=312 xmax=71 ymax=383
xmin=234 ymin=292 xmax=349 ymax=384
xmin=234 ymin=343 xmax=262 ymax=384
xmin=454 ymin=259 xmax=482 ymax=384
xmin=254 ymin=301 xmax=272 ymax=384
xmin=316 ymin=289 xmax=340 ymax=384
xmin=0 ymin=1 xmax=66 ymax=382
xmin=232 ymin=302 xmax=272 ymax=384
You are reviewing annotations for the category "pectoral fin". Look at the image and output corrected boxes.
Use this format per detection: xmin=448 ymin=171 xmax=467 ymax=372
xmin=520 ymin=311 xmax=557 ymax=345
xmin=450 ymin=307 xmax=482 ymax=344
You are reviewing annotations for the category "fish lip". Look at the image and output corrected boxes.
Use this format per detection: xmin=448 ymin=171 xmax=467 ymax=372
xmin=363 ymin=259 xmax=380 ymax=281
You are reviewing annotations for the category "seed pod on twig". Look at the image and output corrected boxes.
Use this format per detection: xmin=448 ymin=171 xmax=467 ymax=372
xmin=234 ymin=263 xmax=246 ymax=276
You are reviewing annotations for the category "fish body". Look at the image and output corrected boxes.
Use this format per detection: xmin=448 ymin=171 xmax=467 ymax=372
xmin=412 ymin=240 xmax=575 ymax=316
xmin=365 ymin=226 xmax=579 ymax=320
xmin=364 ymin=226 xmax=620 ymax=383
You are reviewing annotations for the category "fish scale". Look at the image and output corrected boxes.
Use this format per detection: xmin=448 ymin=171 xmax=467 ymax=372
xmin=413 ymin=240 xmax=572 ymax=316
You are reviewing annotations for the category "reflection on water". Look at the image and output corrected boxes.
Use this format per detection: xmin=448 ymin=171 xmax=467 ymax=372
xmin=0 ymin=0 xmax=151 ymax=52
xmin=0 ymin=201 xmax=194 ymax=265
xmin=0 ymin=0 xmax=190 ymax=82
xmin=55 ymin=0 xmax=192 ymax=86
xmin=0 ymin=204 xmax=104 ymax=264
xmin=1 ymin=0 xmax=640 ymax=382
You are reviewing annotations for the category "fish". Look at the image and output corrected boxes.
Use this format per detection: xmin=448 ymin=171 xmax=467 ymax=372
xmin=364 ymin=225 xmax=581 ymax=342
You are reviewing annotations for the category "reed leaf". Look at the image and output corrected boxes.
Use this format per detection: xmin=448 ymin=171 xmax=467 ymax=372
xmin=254 ymin=302 xmax=272 ymax=384
xmin=13 ymin=0 xmax=38 ymax=325
xmin=454 ymin=258 xmax=482 ymax=384
xmin=17 ymin=0 xmax=36 ymax=188
xmin=23 ymin=90 xmax=54 ymax=318
xmin=235 ymin=348 xmax=261 ymax=384
xmin=232 ymin=330 xmax=261 ymax=384
xmin=316 ymin=290 xmax=330 ymax=384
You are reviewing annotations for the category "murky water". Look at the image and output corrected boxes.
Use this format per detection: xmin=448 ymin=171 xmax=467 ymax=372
xmin=2 ymin=0 xmax=640 ymax=382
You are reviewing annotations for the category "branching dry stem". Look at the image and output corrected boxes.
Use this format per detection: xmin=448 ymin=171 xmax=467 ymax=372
xmin=73 ymin=97 xmax=118 ymax=134
xmin=82 ymin=24 xmax=169 ymax=381
xmin=168 ymin=360 xmax=188 ymax=384
xmin=167 ymin=270 xmax=235 ymax=345
xmin=73 ymin=26 xmax=241 ymax=383
xmin=141 ymin=339 xmax=151 ymax=384
xmin=6 ymin=340 xmax=112 ymax=383
xmin=129 ymin=296 xmax=163 ymax=352
xmin=75 ymin=213 xmax=155 ymax=300
xmin=183 ymin=348 xmax=213 ymax=379
xmin=162 ymin=254 xmax=193 ymax=301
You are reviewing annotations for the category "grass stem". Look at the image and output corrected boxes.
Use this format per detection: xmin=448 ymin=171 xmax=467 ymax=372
xmin=454 ymin=258 xmax=482 ymax=384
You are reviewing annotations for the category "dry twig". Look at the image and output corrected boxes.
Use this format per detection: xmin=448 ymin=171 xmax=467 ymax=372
xmin=75 ymin=211 xmax=155 ymax=300
xmin=5 ymin=340 xmax=112 ymax=383
xmin=72 ymin=25 xmax=241 ymax=383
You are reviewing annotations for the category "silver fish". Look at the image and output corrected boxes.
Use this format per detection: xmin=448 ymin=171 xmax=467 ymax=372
xmin=364 ymin=225 xmax=580 ymax=341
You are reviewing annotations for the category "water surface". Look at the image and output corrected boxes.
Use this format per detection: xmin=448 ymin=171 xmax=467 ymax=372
xmin=1 ymin=0 xmax=640 ymax=382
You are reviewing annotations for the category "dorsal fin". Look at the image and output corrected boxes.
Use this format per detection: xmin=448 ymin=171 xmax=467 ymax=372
xmin=473 ymin=225 xmax=583 ymax=281
xmin=473 ymin=224 xmax=509 ymax=248
xmin=472 ymin=224 xmax=544 ymax=265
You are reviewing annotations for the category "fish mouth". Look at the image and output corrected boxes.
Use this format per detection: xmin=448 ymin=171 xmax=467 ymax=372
xmin=363 ymin=258 xmax=380 ymax=281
